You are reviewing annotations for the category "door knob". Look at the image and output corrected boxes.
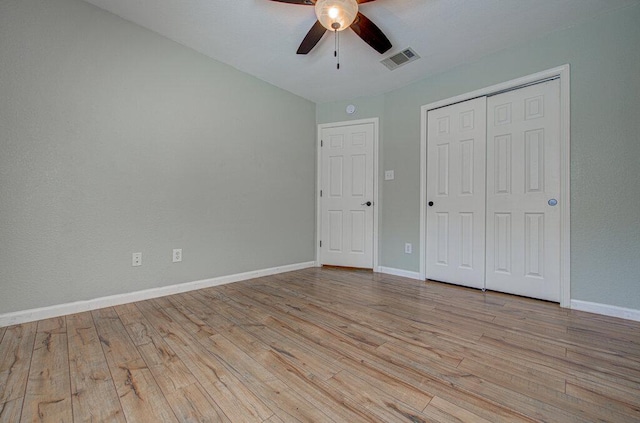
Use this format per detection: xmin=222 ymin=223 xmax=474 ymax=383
xmin=548 ymin=199 xmax=558 ymax=206
xmin=361 ymin=201 xmax=372 ymax=207
xmin=428 ymin=201 xmax=434 ymax=207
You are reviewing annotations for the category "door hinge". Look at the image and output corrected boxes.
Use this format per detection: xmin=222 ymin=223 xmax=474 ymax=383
xmin=319 ymin=240 xmax=322 ymax=247
xmin=320 ymin=190 xmax=323 ymax=197
xmin=321 ymin=140 xmax=323 ymax=147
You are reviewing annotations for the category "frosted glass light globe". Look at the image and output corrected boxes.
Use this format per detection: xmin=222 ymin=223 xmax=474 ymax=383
xmin=315 ymin=0 xmax=358 ymax=31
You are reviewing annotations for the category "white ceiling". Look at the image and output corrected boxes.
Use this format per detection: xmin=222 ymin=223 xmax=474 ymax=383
xmin=81 ymin=0 xmax=636 ymax=103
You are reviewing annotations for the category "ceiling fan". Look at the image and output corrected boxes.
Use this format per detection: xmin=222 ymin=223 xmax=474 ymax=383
xmin=269 ymin=0 xmax=392 ymax=55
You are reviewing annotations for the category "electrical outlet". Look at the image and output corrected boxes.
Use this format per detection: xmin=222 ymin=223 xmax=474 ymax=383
xmin=404 ymin=243 xmax=412 ymax=254
xmin=173 ymin=249 xmax=182 ymax=263
xmin=385 ymin=170 xmax=395 ymax=181
xmin=132 ymin=252 xmax=142 ymax=267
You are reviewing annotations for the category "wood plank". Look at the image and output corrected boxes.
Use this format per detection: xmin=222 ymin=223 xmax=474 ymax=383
xmin=222 ymin=325 xmax=373 ymax=422
xmin=424 ymin=396 xmax=494 ymax=423
xmin=0 ymin=397 xmax=23 ymax=422
xmin=242 ymin=301 xmax=531 ymax=422
xmin=181 ymin=289 xmax=358 ymax=421
xmin=169 ymin=295 xmax=354 ymax=422
xmin=458 ymin=357 xmax=639 ymax=423
xmin=323 ymin=370 xmax=430 ymax=422
xmin=67 ymin=312 xmax=125 ymax=423
xmin=20 ymin=317 xmax=72 ymax=423
xmin=264 ymin=280 xmax=559 ymax=421
xmin=565 ymin=348 xmax=640 ymax=383
xmin=0 ymin=322 xmax=37 ymax=405
xmin=263 ymin=415 xmax=286 ymax=423
xmin=171 ymin=293 xmax=235 ymax=333
xmin=460 ymin=353 xmax=566 ymax=392
xmin=196 ymin=292 xmax=431 ymax=414
xmin=204 ymin=333 xmax=342 ymax=422
xmin=92 ymin=307 xmax=178 ymax=423
xmin=229 ymin=283 xmax=531 ymax=422
xmin=116 ymin=302 xmax=232 ymax=422
xmin=566 ymin=377 xmax=640 ymax=413
xmin=479 ymin=333 xmax=640 ymax=391
xmin=566 ymin=381 xmax=640 ymax=421
xmin=113 ymin=302 xmax=141 ymax=317
xmin=116 ymin=308 xmax=154 ymax=347
xmin=188 ymin=290 xmax=344 ymax=382
xmin=375 ymin=342 xmax=586 ymax=422
xmin=153 ymin=297 xmax=217 ymax=341
xmin=483 ymin=329 xmax=568 ymax=358
xmin=136 ymin=301 xmax=273 ymax=423
xmin=5 ymin=268 xmax=640 ymax=422
xmin=250 ymin=281 xmax=486 ymax=343
xmin=134 ymin=331 xmax=198 ymax=396
xmin=163 ymin=383 xmax=231 ymax=423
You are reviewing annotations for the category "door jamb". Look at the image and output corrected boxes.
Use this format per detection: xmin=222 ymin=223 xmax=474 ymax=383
xmin=316 ymin=118 xmax=380 ymax=271
xmin=419 ymin=65 xmax=571 ymax=307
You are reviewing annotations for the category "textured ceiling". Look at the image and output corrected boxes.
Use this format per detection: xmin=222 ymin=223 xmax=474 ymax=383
xmin=81 ymin=0 xmax=637 ymax=103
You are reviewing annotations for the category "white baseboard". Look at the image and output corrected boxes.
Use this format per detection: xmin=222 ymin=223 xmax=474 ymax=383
xmin=0 ymin=261 xmax=316 ymax=327
xmin=377 ymin=266 xmax=423 ymax=281
xmin=571 ymin=300 xmax=640 ymax=322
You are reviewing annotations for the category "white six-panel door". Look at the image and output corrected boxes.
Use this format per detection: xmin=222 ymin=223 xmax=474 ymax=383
xmin=426 ymin=97 xmax=487 ymax=289
xmin=320 ymin=122 xmax=374 ymax=268
xmin=486 ymin=79 xmax=561 ymax=301
xmin=426 ymin=80 xmax=562 ymax=301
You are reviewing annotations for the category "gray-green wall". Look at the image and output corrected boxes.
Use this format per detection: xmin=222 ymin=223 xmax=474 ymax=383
xmin=2 ymin=0 xmax=638 ymax=316
xmin=318 ymin=3 xmax=640 ymax=310
xmin=0 ymin=0 xmax=316 ymax=313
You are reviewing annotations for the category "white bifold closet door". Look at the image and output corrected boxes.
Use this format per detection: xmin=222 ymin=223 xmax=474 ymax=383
xmin=426 ymin=97 xmax=487 ymax=289
xmin=486 ymin=79 xmax=561 ymax=301
xmin=426 ymin=79 xmax=562 ymax=302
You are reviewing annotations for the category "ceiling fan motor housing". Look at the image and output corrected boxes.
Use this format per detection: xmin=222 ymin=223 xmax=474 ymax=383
xmin=315 ymin=0 xmax=358 ymax=31
xmin=272 ymin=0 xmax=391 ymax=55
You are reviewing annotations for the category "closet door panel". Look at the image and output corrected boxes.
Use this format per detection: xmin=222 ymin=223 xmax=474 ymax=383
xmin=426 ymin=97 xmax=487 ymax=289
xmin=486 ymin=79 xmax=561 ymax=301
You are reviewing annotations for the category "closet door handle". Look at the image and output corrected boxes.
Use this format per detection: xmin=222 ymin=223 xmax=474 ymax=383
xmin=428 ymin=201 xmax=434 ymax=207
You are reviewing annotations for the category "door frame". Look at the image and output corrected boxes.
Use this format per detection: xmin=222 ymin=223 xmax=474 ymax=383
xmin=316 ymin=118 xmax=380 ymax=270
xmin=419 ymin=65 xmax=571 ymax=307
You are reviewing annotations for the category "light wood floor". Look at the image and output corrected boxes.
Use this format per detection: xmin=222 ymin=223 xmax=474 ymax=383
xmin=1 ymin=268 xmax=640 ymax=422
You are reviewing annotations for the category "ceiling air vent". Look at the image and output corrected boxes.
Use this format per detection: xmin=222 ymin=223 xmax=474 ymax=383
xmin=381 ymin=48 xmax=420 ymax=71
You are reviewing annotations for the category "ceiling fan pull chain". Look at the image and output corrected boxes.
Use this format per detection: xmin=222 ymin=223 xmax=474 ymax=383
xmin=335 ymin=29 xmax=340 ymax=70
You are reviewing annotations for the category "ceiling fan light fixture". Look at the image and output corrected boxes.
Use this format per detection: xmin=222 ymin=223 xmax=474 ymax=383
xmin=315 ymin=0 xmax=358 ymax=31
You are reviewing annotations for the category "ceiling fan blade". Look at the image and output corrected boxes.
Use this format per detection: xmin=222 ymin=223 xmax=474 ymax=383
xmin=269 ymin=0 xmax=314 ymax=4
xmin=356 ymin=0 xmax=377 ymax=3
xmin=297 ymin=20 xmax=327 ymax=54
xmin=349 ymin=12 xmax=392 ymax=54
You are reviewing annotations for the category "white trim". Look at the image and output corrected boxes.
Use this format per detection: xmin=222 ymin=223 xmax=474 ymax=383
xmin=419 ymin=96 xmax=428 ymax=281
xmin=419 ymin=65 xmax=571 ymax=306
xmin=316 ymin=118 xmax=380 ymax=270
xmin=0 ymin=261 xmax=315 ymax=327
xmin=571 ymin=300 xmax=640 ymax=322
xmin=378 ymin=266 xmax=423 ymax=281
xmin=559 ymin=66 xmax=571 ymax=308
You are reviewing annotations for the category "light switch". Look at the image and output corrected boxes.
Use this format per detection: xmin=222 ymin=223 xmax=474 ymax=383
xmin=385 ymin=170 xmax=395 ymax=181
